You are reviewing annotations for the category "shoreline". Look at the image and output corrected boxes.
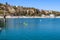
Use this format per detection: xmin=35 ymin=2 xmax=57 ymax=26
xmin=0 ymin=16 xmax=60 ymax=18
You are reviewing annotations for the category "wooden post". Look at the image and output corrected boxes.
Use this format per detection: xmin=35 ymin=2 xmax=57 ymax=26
xmin=4 ymin=7 xmax=6 ymax=27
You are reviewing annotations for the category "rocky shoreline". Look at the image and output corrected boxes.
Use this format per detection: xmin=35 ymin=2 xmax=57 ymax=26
xmin=0 ymin=16 xmax=60 ymax=18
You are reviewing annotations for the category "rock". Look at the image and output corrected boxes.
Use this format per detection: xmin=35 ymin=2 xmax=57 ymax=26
xmin=0 ymin=3 xmax=60 ymax=16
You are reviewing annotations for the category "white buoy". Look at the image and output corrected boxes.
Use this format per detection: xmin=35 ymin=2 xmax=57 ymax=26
xmin=40 ymin=20 xmax=42 ymax=22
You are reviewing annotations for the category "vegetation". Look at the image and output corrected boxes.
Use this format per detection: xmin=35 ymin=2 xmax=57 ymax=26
xmin=0 ymin=3 xmax=60 ymax=16
xmin=0 ymin=10 xmax=4 ymax=15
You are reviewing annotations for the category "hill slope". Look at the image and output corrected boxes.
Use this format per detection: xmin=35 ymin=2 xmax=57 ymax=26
xmin=0 ymin=3 xmax=60 ymax=16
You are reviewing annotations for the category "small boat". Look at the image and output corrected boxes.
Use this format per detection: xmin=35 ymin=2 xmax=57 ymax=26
xmin=23 ymin=22 xmax=28 ymax=26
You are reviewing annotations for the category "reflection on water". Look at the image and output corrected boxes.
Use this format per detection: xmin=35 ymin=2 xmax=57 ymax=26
xmin=0 ymin=18 xmax=60 ymax=40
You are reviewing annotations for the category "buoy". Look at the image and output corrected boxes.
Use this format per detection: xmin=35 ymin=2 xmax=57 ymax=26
xmin=40 ymin=20 xmax=42 ymax=22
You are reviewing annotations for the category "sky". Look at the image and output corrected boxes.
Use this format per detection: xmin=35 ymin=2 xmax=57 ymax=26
xmin=0 ymin=0 xmax=60 ymax=11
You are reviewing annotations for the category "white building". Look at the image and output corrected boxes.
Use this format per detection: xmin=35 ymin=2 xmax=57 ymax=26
xmin=41 ymin=14 xmax=46 ymax=18
xmin=49 ymin=14 xmax=55 ymax=18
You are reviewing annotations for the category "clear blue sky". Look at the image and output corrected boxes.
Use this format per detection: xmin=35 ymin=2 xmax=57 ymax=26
xmin=0 ymin=0 xmax=60 ymax=11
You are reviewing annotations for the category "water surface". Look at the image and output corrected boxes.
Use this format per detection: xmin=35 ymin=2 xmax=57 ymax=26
xmin=0 ymin=18 xmax=60 ymax=40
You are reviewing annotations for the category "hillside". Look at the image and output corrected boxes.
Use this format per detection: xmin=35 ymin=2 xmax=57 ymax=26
xmin=0 ymin=3 xmax=60 ymax=17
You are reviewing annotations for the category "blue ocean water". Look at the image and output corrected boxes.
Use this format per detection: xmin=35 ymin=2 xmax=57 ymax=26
xmin=0 ymin=18 xmax=60 ymax=40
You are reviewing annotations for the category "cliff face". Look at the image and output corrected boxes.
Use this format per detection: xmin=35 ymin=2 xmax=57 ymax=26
xmin=0 ymin=3 xmax=60 ymax=16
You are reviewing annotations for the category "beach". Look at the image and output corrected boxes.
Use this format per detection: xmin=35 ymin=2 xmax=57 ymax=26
xmin=0 ymin=16 xmax=60 ymax=18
